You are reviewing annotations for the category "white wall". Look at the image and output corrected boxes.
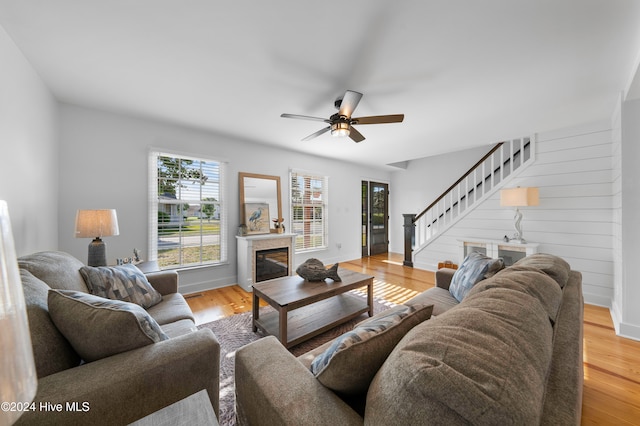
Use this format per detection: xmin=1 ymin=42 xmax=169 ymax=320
xmin=408 ymin=122 xmax=615 ymax=307
xmin=612 ymin=98 xmax=640 ymax=339
xmin=0 ymin=25 xmax=59 ymax=255
xmin=58 ymin=104 xmax=391 ymax=294
xmin=388 ymin=144 xmax=493 ymax=253
xmin=611 ymin=94 xmax=623 ymax=332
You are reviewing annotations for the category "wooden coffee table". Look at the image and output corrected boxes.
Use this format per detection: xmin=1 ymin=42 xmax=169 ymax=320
xmin=252 ymin=268 xmax=374 ymax=348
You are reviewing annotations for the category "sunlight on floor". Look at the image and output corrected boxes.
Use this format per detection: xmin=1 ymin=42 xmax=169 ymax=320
xmin=382 ymin=259 xmax=404 ymax=266
xmin=373 ymin=279 xmax=420 ymax=305
xmin=351 ymin=279 xmax=420 ymax=305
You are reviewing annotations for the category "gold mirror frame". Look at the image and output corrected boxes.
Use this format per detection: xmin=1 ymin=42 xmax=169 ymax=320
xmin=239 ymin=172 xmax=282 ymax=231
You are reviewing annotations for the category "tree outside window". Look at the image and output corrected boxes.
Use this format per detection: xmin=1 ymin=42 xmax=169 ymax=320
xmin=151 ymin=153 xmax=225 ymax=269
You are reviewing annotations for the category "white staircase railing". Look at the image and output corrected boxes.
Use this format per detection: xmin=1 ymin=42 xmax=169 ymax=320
xmin=403 ymin=137 xmax=534 ymax=265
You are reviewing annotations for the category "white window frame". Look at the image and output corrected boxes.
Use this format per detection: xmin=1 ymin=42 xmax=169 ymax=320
xmin=289 ymin=169 xmax=329 ymax=252
xmin=149 ymin=150 xmax=227 ymax=269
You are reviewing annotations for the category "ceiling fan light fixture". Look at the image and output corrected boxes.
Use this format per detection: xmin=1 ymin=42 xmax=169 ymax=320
xmin=331 ymin=121 xmax=350 ymax=138
xmin=281 ymin=89 xmax=404 ymax=142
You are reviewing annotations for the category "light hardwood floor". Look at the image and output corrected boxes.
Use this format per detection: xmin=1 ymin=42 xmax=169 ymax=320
xmin=186 ymin=253 xmax=640 ymax=425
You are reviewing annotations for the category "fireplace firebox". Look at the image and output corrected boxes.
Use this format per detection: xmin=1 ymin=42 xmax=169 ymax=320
xmin=236 ymin=233 xmax=296 ymax=291
xmin=255 ymin=247 xmax=289 ymax=282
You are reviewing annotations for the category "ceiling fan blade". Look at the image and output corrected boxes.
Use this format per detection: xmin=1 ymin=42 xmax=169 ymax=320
xmin=302 ymin=126 xmax=331 ymax=141
xmin=349 ymin=126 xmax=365 ymax=143
xmin=351 ymin=114 xmax=404 ymax=125
xmin=338 ymin=90 xmax=363 ymax=118
xmin=281 ymin=113 xmax=330 ymax=123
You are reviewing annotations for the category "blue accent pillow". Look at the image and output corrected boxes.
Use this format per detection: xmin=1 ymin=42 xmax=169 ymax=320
xmin=449 ymin=252 xmax=504 ymax=302
xmin=309 ymin=303 xmax=433 ymax=395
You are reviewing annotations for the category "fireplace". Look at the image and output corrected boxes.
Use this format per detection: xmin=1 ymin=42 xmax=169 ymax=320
xmin=255 ymin=247 xmax=289 ymax=282
xmin=236 ymin=233 xmax=296 ymax=291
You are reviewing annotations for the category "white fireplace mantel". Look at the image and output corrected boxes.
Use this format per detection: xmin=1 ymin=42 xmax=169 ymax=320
xmin=236 ymin=233 xmax=296 ymax=291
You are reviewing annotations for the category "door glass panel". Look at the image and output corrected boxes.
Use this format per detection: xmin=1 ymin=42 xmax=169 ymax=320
xmin=369 ymin=182 xmax=389 ymax=255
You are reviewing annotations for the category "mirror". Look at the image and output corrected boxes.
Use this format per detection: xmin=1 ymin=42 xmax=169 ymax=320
xmin=239 ymin=172 xmax=282 ymax=232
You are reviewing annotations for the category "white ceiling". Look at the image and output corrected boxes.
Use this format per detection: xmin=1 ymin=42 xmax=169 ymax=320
xmin=2 ymin=0 xmax=640 ymax=169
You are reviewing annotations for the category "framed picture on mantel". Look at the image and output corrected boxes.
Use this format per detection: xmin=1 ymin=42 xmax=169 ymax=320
xmin=244 ymin=203 xmax=270 ymax=234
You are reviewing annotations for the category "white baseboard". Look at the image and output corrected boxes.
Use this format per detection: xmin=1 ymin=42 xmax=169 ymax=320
xmin=179 ymin=275 xmax=237 ymax=295
xmin=412 ymin=260 xmax=437 ymax=272
xmin=610 ymin=301 xmax=640 ymax=341
xmin=616 ymin=322 xmax=640 ymax=342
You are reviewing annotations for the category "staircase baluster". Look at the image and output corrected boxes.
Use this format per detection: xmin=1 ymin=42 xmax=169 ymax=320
xmin=500 ymin=145 xmax=505 ymax=181
xmin=403 ymin=138 xmax=533 ymax=267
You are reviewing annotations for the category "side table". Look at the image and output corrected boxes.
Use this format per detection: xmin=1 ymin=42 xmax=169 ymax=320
xmin=128 ymin=389 xmax=218 ymax=426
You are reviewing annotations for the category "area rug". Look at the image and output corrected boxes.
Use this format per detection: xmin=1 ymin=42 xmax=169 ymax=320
xmin=197 ymin=293 xmax=394 ymax=426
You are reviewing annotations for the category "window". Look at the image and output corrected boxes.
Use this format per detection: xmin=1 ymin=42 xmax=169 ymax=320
xmin=290 ymin=170 xmax=328 ymax=252
xmin=149 ymin=151 xmax=226 ymax=269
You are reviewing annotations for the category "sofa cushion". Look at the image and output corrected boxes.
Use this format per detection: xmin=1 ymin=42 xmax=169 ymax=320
xmin=146 ymin=292 xmax=195 ymax=325
xmin=47 ymin=289 xmax=169 ymax=362
xmin=449 ymin=252 xmax=504 ymax=301
xmin=513 ymin=253 xmax=571 ymax=288
xmin=20 ymin=269 xmax=81 ymax=378
xmin=468 ymin=267 xmax=563 ymax=324
xmin=310 ymin=303 xmax=433 ymax=395
xmin=366 ymin=280 xmax=554 ymax=425
xmin=18 ymin=251 xmax=89 ymax=292
xmin=405 ymin=286 xmax=459 ymax=316
xmin=160 ymin=319 xmax=198 ymax=338
xmin=80 ymin=264 xmax=162 ymax=309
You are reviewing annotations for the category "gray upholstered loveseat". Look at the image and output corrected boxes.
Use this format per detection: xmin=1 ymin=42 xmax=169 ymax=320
xmin=235 ymin=253 xmax=583 ymax=425
xmin=16 ymin=251 xmax=220 ymax=425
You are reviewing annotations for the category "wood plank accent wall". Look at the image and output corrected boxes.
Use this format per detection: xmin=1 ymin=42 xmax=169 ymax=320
xmin=413 ymin=122 xmax=614 ymax=306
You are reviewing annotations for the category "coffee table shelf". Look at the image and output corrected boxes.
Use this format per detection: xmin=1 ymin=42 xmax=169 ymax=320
xmin=254 ymin=293 xmax=369 ymax=348
xmin=252 ymin=268 xmax=374 ymax=348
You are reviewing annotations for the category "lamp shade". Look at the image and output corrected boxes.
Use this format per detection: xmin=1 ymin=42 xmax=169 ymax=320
xmin=0 ymin=201 xmax=37 ymax=425
xmin=75 ymin=209 xmax=119 ymax=238
xmin=500 ymin=187 xmax=539 ymax=207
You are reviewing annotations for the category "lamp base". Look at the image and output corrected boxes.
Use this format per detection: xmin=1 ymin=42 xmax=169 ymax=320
xmin=87 ymin=238 xmax=107 ymax=266
xmin=511 ymin=208 xmax=527 ymax=245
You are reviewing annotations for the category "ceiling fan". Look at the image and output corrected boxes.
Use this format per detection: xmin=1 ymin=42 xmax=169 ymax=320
xmin=281 ymin=90 xmax=404 ymax=143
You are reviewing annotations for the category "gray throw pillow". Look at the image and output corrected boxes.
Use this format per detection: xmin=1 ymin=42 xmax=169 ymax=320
xmin=310 ymin=303 xmax=434 ymax=395
xmin=80 ymin=264 xmax=162 ymax=309
xmin=20 ymin=269 xmax=81 ymax=377
xmin=47 ymin=289 xmax=169 ymax=363
xmin=449 ymin=252 xmax=504 ymax=302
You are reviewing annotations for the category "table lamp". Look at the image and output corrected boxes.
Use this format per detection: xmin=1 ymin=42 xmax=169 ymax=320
xmin=0 ymin=200 xmax=37 ymax=425
xmin=74 ymin=209 xmax=119 ymax=266
xmin=500 ymin=187 xmax=539 ymax=243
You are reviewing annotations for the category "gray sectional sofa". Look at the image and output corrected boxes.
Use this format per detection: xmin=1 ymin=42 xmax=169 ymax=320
xmin=235 ymin=253 xmax=584 ymax=425
xmin=17 ymin=251 xmax=220 ymax=425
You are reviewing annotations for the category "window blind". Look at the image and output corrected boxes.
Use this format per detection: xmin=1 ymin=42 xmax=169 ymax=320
xmin=290 ymin=169 xmax=328 ymax=252
xmin=149 ymin=151 xmax=226 ymax=269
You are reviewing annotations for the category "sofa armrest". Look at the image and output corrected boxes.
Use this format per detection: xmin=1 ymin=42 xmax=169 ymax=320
xmin=235 ymin=336 xmax=363 ymax=426
xmin=435 ymin=267 xmax=456 ymax=290
xmin=16 ymin=328 xmax=220 ymax=426
xmin=145 ymin=270 xmax=178 ymax=295
xmin=541 ymin=271 xmax=584 ymax=424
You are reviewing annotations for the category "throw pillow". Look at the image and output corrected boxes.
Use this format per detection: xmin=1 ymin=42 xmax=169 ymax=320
xmin=47 ymin=289 xmax=169 ymax=363
xmin=79 ymin=264 xmax=162 ymax=309
xmin=310 ymin=303 xmax=434 ymax=395
xmin=20 ymin=269 xmax=81 ymax=377
xmin=449 ymin=252 xmax=504 ymax=302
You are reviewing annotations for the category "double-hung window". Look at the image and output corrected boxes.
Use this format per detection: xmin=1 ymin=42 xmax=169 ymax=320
xmin=290 ymin=170 xmax=328 ymax=252
xmin=149 ymin=151 xmax=226 ymax=269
